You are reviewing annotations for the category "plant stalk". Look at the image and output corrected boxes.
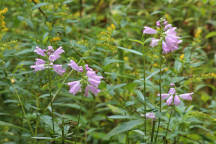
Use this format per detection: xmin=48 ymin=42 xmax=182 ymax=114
xmin=14 ymin=86 xmax=34 ymax=135
xmin=164 ymin=107 xmax=174 ymax=143
xmin=75 ymin=99 xmax=81 ymax=144
xmin=155 ymin=41 xmax=163 ymax=142
xmin=151 ymin=120 xmax=156 ymax=143
xmin=142 ymin=35 xmax=147 ymax=142
xmin=48 ymin=69 xmax=55 ymax=136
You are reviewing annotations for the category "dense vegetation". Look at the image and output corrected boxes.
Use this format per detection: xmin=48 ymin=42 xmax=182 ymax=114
xmin=0 ymin=0 xmax=216 ymax=143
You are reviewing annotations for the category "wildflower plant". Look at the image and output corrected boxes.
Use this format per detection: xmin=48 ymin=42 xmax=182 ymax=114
xmin=1 ymin=1 xmax=215 ymax=143
xmin=67 ymin=60 xmax=103 ymax=96
xmin=31 ymin=46 xmax=65 ymax=75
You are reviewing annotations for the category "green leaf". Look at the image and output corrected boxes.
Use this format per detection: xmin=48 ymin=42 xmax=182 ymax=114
xmin=135 ymin=90 xmax=145 ymax=102
xmin=32 ymin=3 xmax=49 ymax=10
xmin=32 ymin=137 xmax=53 ymax=140
xmin=205 ymin=31 xmax=216 ymax=39
xmin=0 ymin=120 xmax=28 ymax=131
xmin=15 ymin=49 xmax=33 ymax=56
xmin=108 ymin=115 xmax=133 ymax=120
xmin=128 ymin=39 xmax=144 ymax=45
xmin=117 ymin=46 xmax=143 ymax=56
xmin=106 ymin=119 xmax=143 ymax=139
xmin=54 ymin=103 xmax=86 ymax=112
xmin=43 ymin=32 xmax=49 ymax=44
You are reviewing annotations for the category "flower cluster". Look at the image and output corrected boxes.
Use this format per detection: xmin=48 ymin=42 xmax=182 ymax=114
xmin=68 ymin=60 xmax=103 ymax=96
xmin=143 ymin=19 xmax=182 ymax=54
xmin=0 ymin=8 xmax=8 ymax=39
xmin=158 ymin=83 xmax=193 ymax=106
xmin=30 ymin=46 xmax=65 ymax=75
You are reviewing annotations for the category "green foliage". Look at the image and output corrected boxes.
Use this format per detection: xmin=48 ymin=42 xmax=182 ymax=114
xmin=0 ymin=0 xmax=216 ymax=143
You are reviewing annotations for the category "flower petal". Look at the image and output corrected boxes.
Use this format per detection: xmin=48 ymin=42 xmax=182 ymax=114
xmin=157 ymin=93 xmax=170 ymax=100
xmin=166 ymin=96 xmax=173 ymax=106
xmin=179 ymin=92 xmax=193 ymax=100
xmin=174 ymin=95 xmax=181 ymax=105
xmin=53 ymin=64 xmax=65 ymax=75
xmin=143 ymin=26 xmax=157 ymax=34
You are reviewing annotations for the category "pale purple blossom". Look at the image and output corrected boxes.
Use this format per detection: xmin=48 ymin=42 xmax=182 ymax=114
xmin=68 ymin=81 xmax=81 ymax=95
xmin=156 ymin=21 xmax=160 ymax=27
xmin=166 ymin=95 xmax=181 ymax=106
xmin=53 ymin=64 xmax=65 ymax=75
xmin=143 ymin=19 xmax=182 ymax=53
xmin=85 ymin=64 xmax=93 ymax=71
xmin=143 ymin=26 xmax=157 ymax=34
xmin=179 ymin=93 xmax=193 ymax=100
xmin=68 ymin=60 xmax=83 ymax=72
xmin=34 ymin=46 xmax=45 ymax=56
xmin=31 ymin=46 xmax=65 ymax=75
xmin=162 ymin=27 xmax=182 ymax=53
xmin=67 ymin=62 xmax=103 ymax=96
xmin=30 ymin=58 xmax=46 ymax=71
xmin=146 ymin=112 xmax=156 ymax=119
xmin=85 ymin=85 xmax=100 ymax=96
xmin=49 ymin=47 xmax=64 ymax=62
xmin=150 ymin=38 xmax=159 ymax=47
xmin=157 ymin=85 xmax=193 ymax=106
xmin=157 ymin=93 xmax=170 ymax=100
xmin=86 ymin=70 xmax=103 ymax=87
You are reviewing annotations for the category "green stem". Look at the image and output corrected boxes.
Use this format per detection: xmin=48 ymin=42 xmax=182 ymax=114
xmin=75 ymin=99 xmax=81 ymax=144
xmin=142 ymin=35 xmax=147 ymax=141
xmin=48 ymin=69 xmax=55 ymax=135
xmin=35 ymin=94 xmax=40 ymax=136
xmin=151 ymin=120 xmax=156 ymax=143
xmin=14 ymin=86 xmax=34 ymax=135
xmin=155 ymin=42 xmax=163 ymax=142
xmin=62 ymin=117 xmax=65 ymax=144
xmin=126 ymin=132 xmax=129 ymax=144
xmin=164 ymin=109 xmax=173 ymax=143
xmin=44 ymin=69 xmax=74 ymax=111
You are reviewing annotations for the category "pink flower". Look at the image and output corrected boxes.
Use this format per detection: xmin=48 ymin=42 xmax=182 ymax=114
xmin=168 ymin=88 xmax=176 ymax=95
xmin=68 ymin=60 xmax=83 ymax=72
xmin=30 ymin=58 xmax=46 ymax=71
xmin=67 ymin=64 xmax=103 ymax=96
xmin=143 ymin=26 xmax=157 ymax=34
xmin=85 ymin=66 xmax=103 ymax=96
xmin=157 ymin=93 xmax=170 ymax=100
xmin=166 ymin=95 xmax=181 ymax=106
xmin=156 ymin=21 xmax=160 ymax=27
xmin=157 ymin=86 xmax=193 ymax=106
xmin=34 ymin=46 xmax=45 ymax=56
xmin=31 ymin=46 xmax=65 ymax=75
xmin=49 ymin=47 xmax=64 ymax=62
xmin=179 ymin=93 xmax=193 ymax=100
xmin=85 ymin=64 xmax=93 ymax=71
xmin=85 ymin=85 xmax=100 ymax=96
xmin=146 ymin=112 xmax=155 ymax=119
xmin=162 ymin=27 xmax=182 ymax=53
xmin=53 ymin=64 xmax=65 ymax=75
xmin=68 ymin=81 xmax=81 ymax=95
xmin=86 ymin=71 xmax=103 ymax=87
xmin=144 ymin=19 xmax=182 ymax=54
xmin=150 ymin=38 xmax=159 ymax=47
